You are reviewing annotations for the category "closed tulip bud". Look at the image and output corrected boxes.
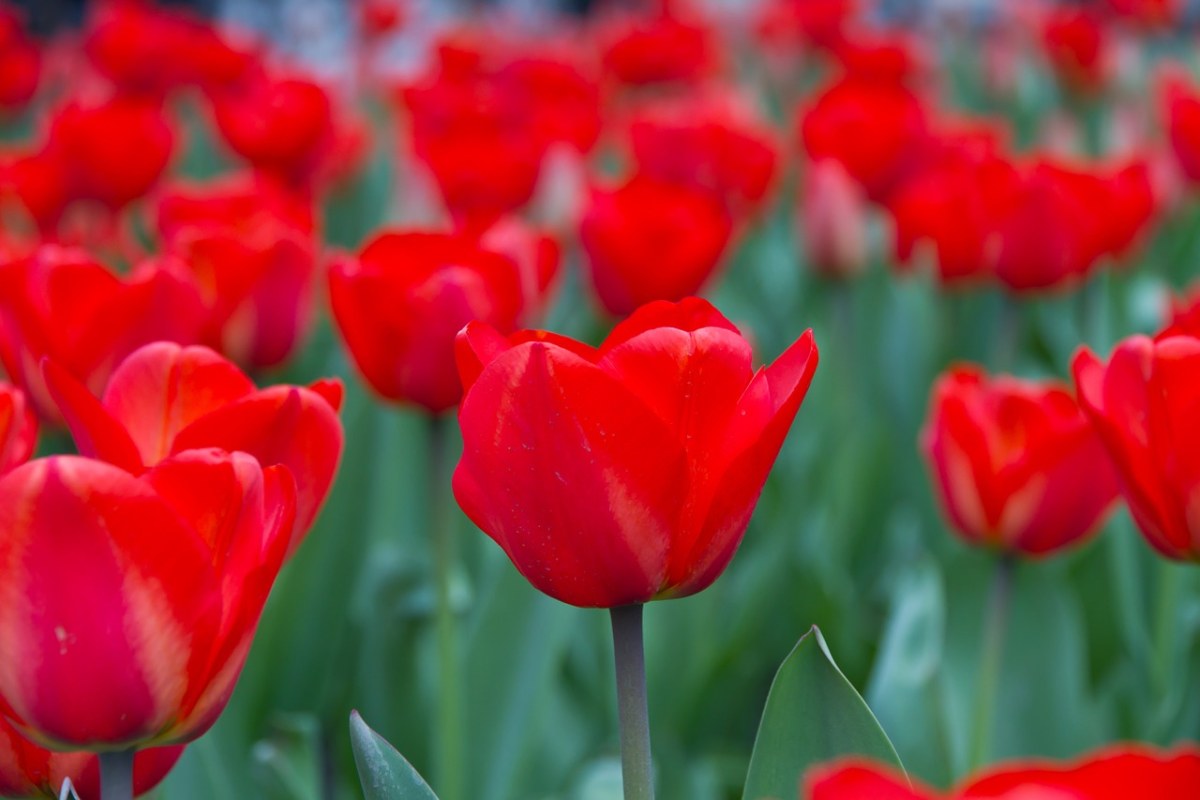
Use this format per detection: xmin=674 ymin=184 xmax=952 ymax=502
xmin=0 ymin=716 xmax=182 ymax=799
xmin=0 ymin=381 xmax=35 ymax=475
xmin=453 ymin=297 xmax=818 ymax=608
xmin=0 ymin=450 xmax=296 ymax=749
xmin=921 ymin=365 xmax=1119 ymax=556
xmin=580 ymin=175 xmax=734 ymax=317
xmin=42 ymin=342 xmax=343 ymax=555
xmin=329 ymin=230 xmax=531 ymax=414
xmin=1161 ymin=67 xmax=1200 ymax=186
xmin=800 ymin=158 xmax=869 ymax=279
xmin=1074 ymin=335 xmax=1200 ymax=560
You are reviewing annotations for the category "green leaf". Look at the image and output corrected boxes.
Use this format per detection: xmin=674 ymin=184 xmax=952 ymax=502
xmin=349 ymin=711 xmax=439 ymax=800
xmin=743 ymin=626 xmax=903 ymax=800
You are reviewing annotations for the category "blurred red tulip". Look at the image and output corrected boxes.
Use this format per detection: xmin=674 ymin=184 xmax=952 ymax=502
xmin=1163 ymin=282 xmax=1200 ymax=338
xmin=0 ymin=147 xmax=73 ymax=235
xmin=46 ymin=95 xmax=176 ymax=212
xmin=453 ymin=297 xmax=818 ymax=607
xmin=477 ymin=217 xmax=561 ymax=320
xmin=211 ymin=74 xmax=335 ymax=186
xmin=921 ymin=365 xmax=1119 ymax=557
xmin=0 ymin=4 xmax=40 ymax=114
xmin=0 ymin=246 xmax=206 ymax=422
xmin=328 ymin=230 xmax=530 ymax=413
xmin=889 ymin=154 xmax=1016 ymax=286
xmin=580 ymin=175 xmax=733 ymax=317
xmin=156 ymin=176 xmax=318 ymax=369
xmin=42 ymin=342 xmax=343 ymax=552
xmin=627 ymin=89 xmax=780 ymax=215
xmin=499 ymin=53 xmax=603 ymax=154
xmin=1074 ymin=335 xmax=1200 ymax=560
xmin=1041 ymin=7 xmax=1110 ymax=95
xmin=84 ymin=0 xmax=254 ymax=97
xmin=756 ymin=0 xmax=857 ymax=53
xmin=0 ymin=716 xmax=182 ymax=799
xmin=1161 ymin=67 xmax=1200 ymax=185
xmin=600 ymin=11 xmax=716 ymax=87
xmin=1105 ymin=0 xmax=1179 ymax=28
xmin=0 ymin=451 xmax=295 ymax=749
xmin=800 ymin=158 xmax=869 ymax=279
xmin=0 ymin=381 xmax=34 ymax=475
xmin=798 ymin=75 xmax=928 ymax=202
xmin=807 ymin=745 xmax=1200 ymax=799
xmin=358 ymin=0 xmax=406 ymax=39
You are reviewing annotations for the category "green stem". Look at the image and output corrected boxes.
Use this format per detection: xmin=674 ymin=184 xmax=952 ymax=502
xmin=968 ymin=556 xmax=1015 ymax=773
xmin=429 ymin=415 xmax=464 ymax=800
xmin=610 ymin=604 xmax=654 ymax=800
xmin=98 ymin=749 xmax=135 ymax=800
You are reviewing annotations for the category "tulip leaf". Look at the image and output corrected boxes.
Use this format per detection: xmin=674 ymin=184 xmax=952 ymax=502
xmin=743 ymin=626 xmax=903 ymax=800
xmin=350 ymin=711 xmax=440 ymax=800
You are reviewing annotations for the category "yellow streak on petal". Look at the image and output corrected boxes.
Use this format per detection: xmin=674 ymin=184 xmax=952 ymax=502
xmin=119 ymin=563 xmax=193 ymax=733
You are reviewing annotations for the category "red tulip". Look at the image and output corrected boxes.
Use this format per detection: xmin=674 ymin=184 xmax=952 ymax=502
xmin=499 ymin=53 xmax=603 ymax=155
xmin=1041 ymin=8 xmax=1110 ymax=95
xmin=0 ymin=381 xmax=34 ymax=476
xmin=800 ymin=158 xmax=869 ymax=279
xmin=0 ymin=716 xmax=183 ymax=799
xmin=600 ymin=11 xmax=716 ymax=87
xmin=84 ymin=0 xmax=254 ymax=97
xmin=358 ymin=0 xmax=406 ymax=39
xmin=807 ymin=745 xmax=1200 ymax=799
xmin=0 ymin=5 xmax=40 ymax=114
xmin=755 ymin=0 xmax=857 ymax=52
xmin=476 ymin=217 xmax=561 ymax=321
xmin=798 ymin=75 xmax=928 ymax=202
xmin=0 ymin=246 xmax=206 ymax=422
xmin=210 ymin=74 xmax=335 ymax=186
xmin=156 ymin=176 xmax=317 ymax=369
xmin=889 ymin=154 xmax=1017 ymax=286
xmin=1073 ymin=335 xmax=1200 ymax=560
xmin=1105 ymin=0 xmax=1179 ymax=28
xmin=328 ymin=230 xmax=530 ymax=413
xmin=46 ymin=95 xmax=176 ymax=212
xmin=1163 ymin=282 xmax=1200 ymax=338
xmin=453 ymin=297 xmax=818 ymax=607
xmin=580 ymin=175 xmax=734 ymax=317
xmin=0 ymin=147 xmax=73 ymax=235
xmin=627 ymin=90 xmax=780 ymax=215
xmin=0 ymin=450 xmax=295 ymax=748
xmin=921 ymin=365 xmax=1119 ymax=556
xmin=1161 ymin=68 xmax=1200 ymax=185
xmin=42 ymin=342 xmax=343 ymax=554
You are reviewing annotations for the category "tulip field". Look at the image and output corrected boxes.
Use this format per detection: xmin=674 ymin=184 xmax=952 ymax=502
xmin=2 ymin=0 xmax=1200 ymax=798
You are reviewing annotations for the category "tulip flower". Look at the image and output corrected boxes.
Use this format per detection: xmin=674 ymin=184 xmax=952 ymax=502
xmin=807 ymin=744 xmax=1200 ymax=799
xmin=45 ymin=96 xmax=176 ymax=212
xmin=798 ymin=75 xmax=928 ymax=202
xmin=580 ymin=175 xmax=733 ymax=317
xmin=1073 ymin=335 xmax=1200 ymax=560
xmin=454 ymin=297 xmax=818 ymax=607
xmin=0 ymin=450 xmax=296 ymax=749
xmin=42 ymin=342 xmax=343 ymax=555
xmin=600 ymin=11 xmax=716 ymax=87
xmin=1041 ymin=7 xmax=1110 ymax=95
xmin=921 ymin=365 xmax=1119 ymax=556
xmin=0 ymin=381 xmax=35 ymax=476
xmin=1160 ymin=68 xmax=1200 ymax=185
xmin=156 ymin=176 xmax=318 ymax=369
xmin=210 ymin=73 xmax=336 ymax=186
xmin=800 ymin=158 xmax=869 ymax=279
xmin=0 ymin=246 xmax=206 ymax=422
xmin=0 ymin=5 xmax=40 ymax=114
xmin=328 ymin=229 xmax=532 ymax=413
xmin=626 ymin=90 xmax=780 ymax=216
xmin=0 ymin=717 xmax=183 ymax=799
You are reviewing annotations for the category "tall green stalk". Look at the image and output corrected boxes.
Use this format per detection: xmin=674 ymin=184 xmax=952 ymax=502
xmin=610 ymin=604 xmax=654 ymax=800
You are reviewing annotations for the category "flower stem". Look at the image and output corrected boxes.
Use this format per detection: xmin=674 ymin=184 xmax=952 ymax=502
xmin=968 ymin=555 xmax=1015 ymax=773
xmin=1153 ymin=560 xmax=1184 ymax=695
xmin=428 ymin=414 xmax=464 ymax=800
xmin=610 ymin=604 xmax=654 ymax=800
xmin=98 ymin=749 xmax=135 ymax=800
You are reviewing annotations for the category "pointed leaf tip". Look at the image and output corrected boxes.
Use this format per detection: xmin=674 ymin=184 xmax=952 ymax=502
xmin=349 ymin=712 xmax=440 ymax=800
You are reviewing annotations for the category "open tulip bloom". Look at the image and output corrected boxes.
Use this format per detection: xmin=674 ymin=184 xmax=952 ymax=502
xmin=453 ymin=297 xmax=818 ymax=797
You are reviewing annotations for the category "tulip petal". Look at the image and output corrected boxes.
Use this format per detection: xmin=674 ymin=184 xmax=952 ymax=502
xmin=41 ymin=357 xmax=145 ymax=474
xmin=170 ymin=386 xmax=342 ymax=547
xmin=454 ymin=340 xmax=689 ymax=607
xmin=101 ymin=342 xmax=256 ymax=464
xmin=0 ymin=457 xmax=218 ymax=749
xmin=806 ymin=760 xmax=931 ymax=800
xmin=666 ymin=330 xmax=818 ymax=594
xmin=600 ymin=296 xmax=739 ymax=353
